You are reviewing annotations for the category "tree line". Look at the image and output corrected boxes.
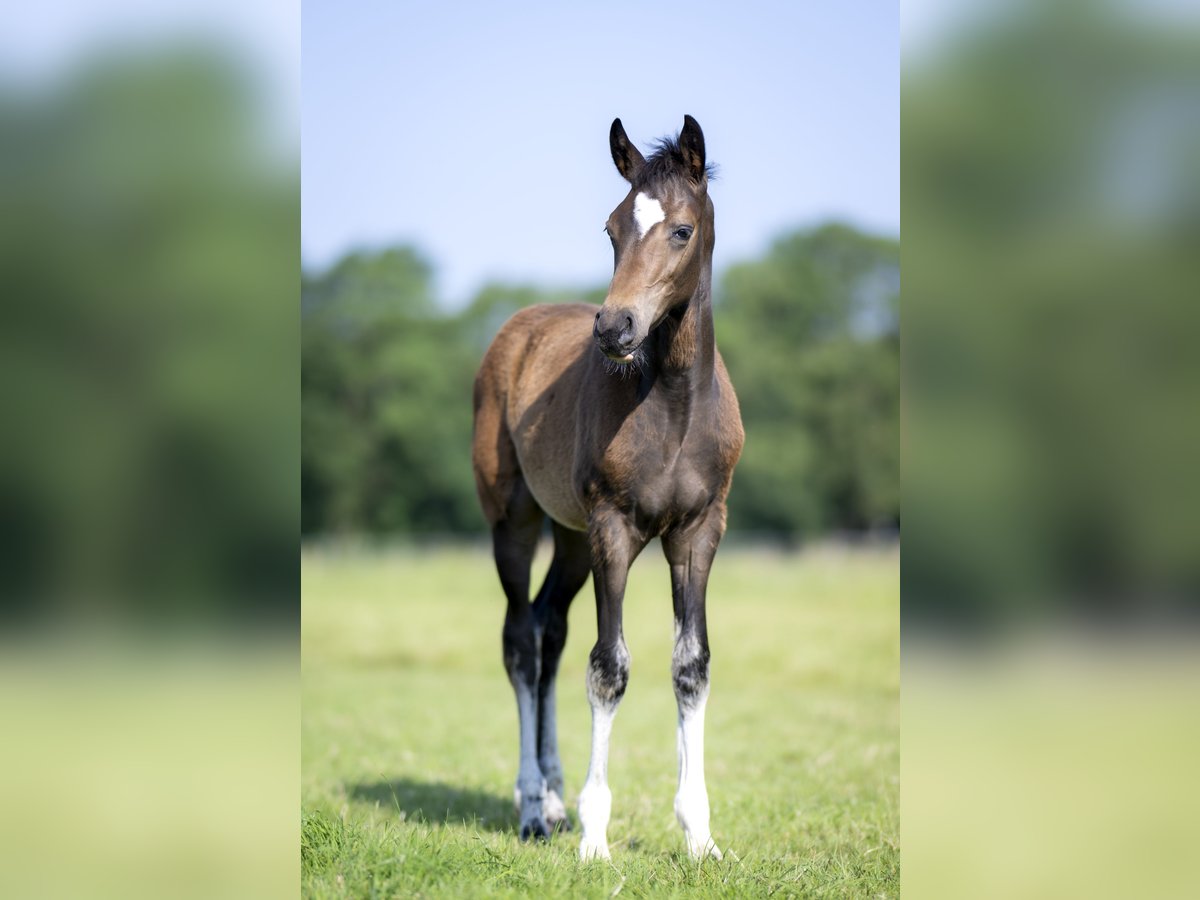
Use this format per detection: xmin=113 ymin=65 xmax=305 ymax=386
xmin=302 ymin=223 xmax=898 ymax=540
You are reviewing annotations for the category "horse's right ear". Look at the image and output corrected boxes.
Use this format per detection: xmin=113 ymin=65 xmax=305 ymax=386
xmin=610 ymin=118 xmax=645 ymax=183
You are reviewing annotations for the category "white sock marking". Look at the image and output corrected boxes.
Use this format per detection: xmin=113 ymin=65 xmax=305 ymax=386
xmin=633 ymin=192 xmax=665 ymax=239
xmin=578 ymin=702 xmax=616 ymax=860
xmin=676 ymin=689 xmax=722 ymax=860
xmin=543 ymin=788 xmax=568 ymax=825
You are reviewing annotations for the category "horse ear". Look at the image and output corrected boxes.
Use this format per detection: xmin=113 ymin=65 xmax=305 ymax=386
xmin=679 ymin=115 xmax=707 ymax=184
xmin=610 ymin=118 xmax=645 ymax=182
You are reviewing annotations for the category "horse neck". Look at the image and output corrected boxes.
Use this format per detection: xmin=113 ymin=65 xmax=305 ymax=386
xmin=648 ymin=262 xmax=716 ymax=396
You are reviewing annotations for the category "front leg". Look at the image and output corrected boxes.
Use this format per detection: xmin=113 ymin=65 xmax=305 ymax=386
xmin=663 ymin=505 xmax=726 ymax=861
xmin=578 ymin=508 xmax=647 ymax=861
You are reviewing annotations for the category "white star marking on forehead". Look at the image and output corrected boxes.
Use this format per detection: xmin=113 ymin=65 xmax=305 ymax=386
xmin=633 ymin=192 xmax=665 ymax=239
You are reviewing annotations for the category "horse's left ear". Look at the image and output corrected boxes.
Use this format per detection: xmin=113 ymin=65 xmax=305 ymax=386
xmin=679 ymin=115 xmax=707 ymax=184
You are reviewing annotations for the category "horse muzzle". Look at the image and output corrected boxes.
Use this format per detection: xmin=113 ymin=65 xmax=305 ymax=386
xmin=593 ymin=307 xmax=644 ymax=362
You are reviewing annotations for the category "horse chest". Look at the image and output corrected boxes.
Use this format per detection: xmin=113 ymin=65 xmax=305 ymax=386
xmin=595 ymin=425 xmax=718 ymax=530
xmin=640 ymin=459 xmax=712 ymax=527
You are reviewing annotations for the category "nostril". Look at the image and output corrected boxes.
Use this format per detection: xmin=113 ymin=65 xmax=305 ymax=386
xmin=622 ymin=315 xmax=633 ymax=334
xmin=595 ymin=311 xmax=601 ymax=319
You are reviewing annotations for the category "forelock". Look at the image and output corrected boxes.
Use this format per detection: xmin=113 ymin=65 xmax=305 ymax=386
xmin=632 ymin=136 xmax=718 ymax=192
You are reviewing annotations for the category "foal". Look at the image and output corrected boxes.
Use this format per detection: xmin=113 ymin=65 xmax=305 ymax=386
xmin=472 ymin=115 xmax=743 ymax=861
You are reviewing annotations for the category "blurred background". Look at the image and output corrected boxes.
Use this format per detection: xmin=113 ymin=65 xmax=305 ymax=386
xmin=0 ymin=11 xmax=297 ymax=625
xmin=904 ymin=0 xmax=1200 ymax=897
xmin=23 ymin=0 xmax=1200 ymax=894
xmin=0 ymin=2 xmax=297 ymax=898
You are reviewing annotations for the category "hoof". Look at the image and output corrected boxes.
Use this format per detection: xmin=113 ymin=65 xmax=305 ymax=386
xmin=685 ymin=837 xmax=723 ymax=861
xmin=579 ymin=837 xmax=610 ymax=861
xmin=520 ymin=819 xmax=551 ymax=842
xmin=543 ymin=789 xmax=571 ymax=833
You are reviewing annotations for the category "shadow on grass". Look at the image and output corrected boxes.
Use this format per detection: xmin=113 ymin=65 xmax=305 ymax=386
xmin=349 ymin=778 xmax=519 ymax=833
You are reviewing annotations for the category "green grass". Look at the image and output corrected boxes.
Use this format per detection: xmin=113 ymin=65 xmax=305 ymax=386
xmin=302 ymin=542 xmax=898 ymax=898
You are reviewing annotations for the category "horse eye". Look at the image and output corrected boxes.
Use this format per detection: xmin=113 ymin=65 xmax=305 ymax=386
xmin=673 ymin=226 xmax=693 ymax=241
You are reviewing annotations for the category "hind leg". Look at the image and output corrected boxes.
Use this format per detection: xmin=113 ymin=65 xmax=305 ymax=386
xmin=531 ymin=523 xmax=592 ymax=832
xmin=493 ymin=477 xmax=549 ymax=841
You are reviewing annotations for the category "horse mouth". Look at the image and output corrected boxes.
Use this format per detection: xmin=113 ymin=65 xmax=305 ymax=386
xmin=594 ymin=331 xmax=644 ymax=366
xmin=602 ymin=347 xmax=639 ymax=365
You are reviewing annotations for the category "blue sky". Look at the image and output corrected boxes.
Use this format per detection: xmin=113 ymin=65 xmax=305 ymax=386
xmin=304 ymin=1 xmax=898 ymax=306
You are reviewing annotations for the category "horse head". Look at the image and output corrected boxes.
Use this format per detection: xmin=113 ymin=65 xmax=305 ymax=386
xmin=593 ymin=115 xmax=714 ymax=364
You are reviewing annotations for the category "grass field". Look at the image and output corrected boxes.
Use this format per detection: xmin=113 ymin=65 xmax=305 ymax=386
xmin=302 ymin=542 xmax=898 ymax=898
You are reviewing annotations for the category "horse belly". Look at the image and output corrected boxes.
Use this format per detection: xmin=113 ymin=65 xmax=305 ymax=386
xmin=506 ymin=338 xmax=591 ymax=532
xmin=511 ymin=420 xmax=587 ymax=531
xmin=523 ymin=463 xmax=588 ymax=531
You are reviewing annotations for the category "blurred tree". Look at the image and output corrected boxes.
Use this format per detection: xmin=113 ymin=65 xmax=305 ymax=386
xmin=903 ymin=0 xmax=1200 ymax=624
xmin=301 ymin=224 xmax=899 ymax=542
xmin=718 ymin=224 xmax=900 ymax=537
xmin=0 ymin=49 xmax=297 ymax=623
xmin=302 ymin=250 xmax=480 ymax=535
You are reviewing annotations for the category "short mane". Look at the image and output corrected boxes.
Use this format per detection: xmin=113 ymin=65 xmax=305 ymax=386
xmin=634 ymin=135 xmax=718 ymax=190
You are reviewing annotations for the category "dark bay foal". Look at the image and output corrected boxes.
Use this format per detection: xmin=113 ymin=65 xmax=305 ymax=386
xmin=472 ymin=115 xmax=743 ymax=860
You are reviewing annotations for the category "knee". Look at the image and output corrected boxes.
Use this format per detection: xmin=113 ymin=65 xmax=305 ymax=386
xmin=503 ymin=620 xmax=541 ymax=686
xmin=672 ymin=632 xmax=710 ymax=707
xmin=586 ymin=640 xmax=630 ymax=708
